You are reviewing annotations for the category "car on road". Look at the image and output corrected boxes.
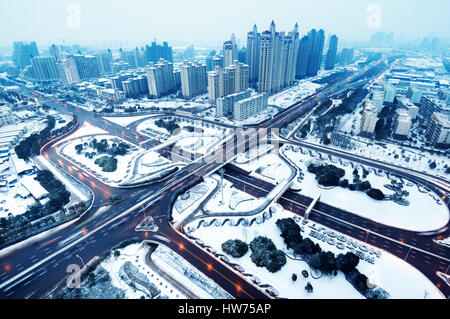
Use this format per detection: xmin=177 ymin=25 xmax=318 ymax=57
xmin=218 ymin=255 xmax=230 ymax=263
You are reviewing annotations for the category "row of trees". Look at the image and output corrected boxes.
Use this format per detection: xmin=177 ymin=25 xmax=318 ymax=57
xmin=307 ymin=163 xmax=385 ymax=200
xmin=155 ymin=118 xmax=180 ymax=134
xmin=15 ymin=115 xmax=56 ymax=160
xmin=0 ymin=170 xmax=72 ymax=249
xmin=276 ymin=218 xmax=388 ymax=298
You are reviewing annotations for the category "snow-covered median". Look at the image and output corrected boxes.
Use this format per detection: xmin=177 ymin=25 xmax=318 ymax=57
xmin=283 ymin=145 xmax=449 ymax=232
xmin=186 ymin=206 xmax=444 ymax=299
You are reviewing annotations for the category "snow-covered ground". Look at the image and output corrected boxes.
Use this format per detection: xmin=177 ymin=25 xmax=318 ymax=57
xmin=203 ymin=175 xmax=264 ymax=214
xmin=269 ymin=81 xmax=323 ymax=109
xmin=283 ymin=145 xmax=449 ymax=232
xmin=57 ymin=122 xmax=108 ymax=143
xmin=172 ymin=177 xmax=218 ymax=223
xmin=137 ymin=117 xmax=231 ymax=158
xmin=98 ymin=243 xmax=186 ymax=299
xmin=187 ymin=206 xmax=444 ymax=299
xmin=152 ymin=244 xmax=232 ymax=299
xmin=0 ymin=180 xmax=36 ymax=218
xmin=119 ymin=98 xmax=210 ymax=110
xmin=57 ymin=135 xmax=143 ymax=186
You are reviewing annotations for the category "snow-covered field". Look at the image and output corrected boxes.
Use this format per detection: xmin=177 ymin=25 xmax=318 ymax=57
xmin=119 ymin=98 xmax=210 ymax=110
xmin=187 ymin=206 xmax=444 ymax=299
xmin=283 ymin=145 xmax=449 ymax=232
xmin=173 ymin=177 xmax=218 ymax=223
xmin=203 ymin=175 xmax=264 ymax=214
xmin=99 ymin=243 xmax=186 ymax=299
xmin=58 ymin=122 xmax=108 ymax=143
xmin=152 ymin=244 xmax=232 ymax=299
xmin=269 ymin=81 xmax=323 ymax=109
xmin=57 ymin=135 xmax=143 ymax=186
xmin=137 ymin=117 xmax=231 ymax=157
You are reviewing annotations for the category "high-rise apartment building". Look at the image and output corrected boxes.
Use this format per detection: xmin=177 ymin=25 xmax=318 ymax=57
xmin=146 ymin=59 xmax=177 ymax=98
xmin=393 ymin=109 xmax=412 ymax=139
xmin=71 ymin=55 xmax=101 ymax=80
xmin=13 ymin=41 xmax=39 ymax=69
xmin=247 ymin=24 xmax=261 ymax=83
xmin=339 ymin=48 xmax=354 ymax=65
xmin=207 ymin=61 xmax=249 ymax=104
xmin=30 ymin=56 xmax=59 ymax=82
xmin=325 ymin=35 xmax=338 ymax=70
xmin=180 ymin=60 xmax=207 ymax=99
xmin=425 ymin=112 xmax=450 ymax=146
xmin=360 ymin=100 xmax=379 ymax=137
xmin=96 ymin=51 xmax=113 ymax=75
xmin=56 ymin=59 xmax=80 ymax=86
xmin=295 ymin=35 xmax=311 ymax=79
xmin=306 ymin=29 xmax=325 ymax=77
xmin=122 ymin=48 xmax=144 ymax=69
xmin=258 ymin=21 xmax=299 ymax=94
xmin=143 ymin=41 xmax=173 ymax=64
xmin=223 ymin=41 xmax=234 ymax=68
xmin=49 ymin=44 xmax=61 ymax=61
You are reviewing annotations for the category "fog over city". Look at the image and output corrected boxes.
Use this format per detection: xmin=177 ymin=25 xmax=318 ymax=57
xmin=1 ymin=0 xmax=449 ymax=48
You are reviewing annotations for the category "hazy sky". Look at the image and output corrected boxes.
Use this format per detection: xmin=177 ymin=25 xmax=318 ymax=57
xmin=1 ymin=0 xmax=449 ymax=49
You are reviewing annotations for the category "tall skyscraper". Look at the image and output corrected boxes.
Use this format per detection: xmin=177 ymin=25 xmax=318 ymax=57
xmin=122 ymin=48 xmax=144 ymax=68
xmin=146 ymin=59 xmax=176 ymax=98
xmin=49 ymin=44 xmax=61 ymax=61
xmin=31 ymin=56 xmax=59 ymax=82
xmin=223 ymin=41 xmax=234 ymax=67
xmin=143 ymin=41 xmax=173 ymax=64
xmin=180 ymin=60 xmax=207 ymax=99
xmin=212 ymin=56 xmax=224 ymax=69
xmin=258 ymin=21 xmax=299 ymax=94
xmin=325 ymin=35 xmax=339 ymax=70
xmin=339 ymin=48 xmax=354 ymax=65
xmin=247 ymin=24 xmax=261 ymax=83
xmin=13 ymin=41 xmax=39 ymax=69
xmin=306 ymin=29 xmax=325 ymax=77
xmin=296 ymin=35 xmax=311 ymax=79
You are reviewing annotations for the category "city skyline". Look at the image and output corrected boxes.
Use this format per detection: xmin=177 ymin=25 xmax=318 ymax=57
xmin=1 ymin=0 xmax=449 ymax=49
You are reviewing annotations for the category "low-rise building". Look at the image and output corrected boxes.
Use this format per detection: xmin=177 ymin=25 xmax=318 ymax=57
xmin=233 ymin=93 xmax=268 ymax=121
xmin=425 ymin=112 xmax=450 ymax=146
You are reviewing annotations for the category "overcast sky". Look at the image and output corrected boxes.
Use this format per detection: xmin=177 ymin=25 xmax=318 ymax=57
xmin=1 ymin=0 xmax=449 ymax=49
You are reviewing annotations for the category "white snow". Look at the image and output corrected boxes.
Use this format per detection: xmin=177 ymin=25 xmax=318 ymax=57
xmin=56 ymin=122 xmax=108 ymax=144
xmin=100 ymin=243 xmax=186 ymax=299
xmin=269 ymin=81 xmax=323 ymax=109
xmin=187 ymin=206 xmax=444 ymax=299
xmin=57 ymin=135 xmax=143 ymax=186
xmin=283 ymin=146 xmax=449 ymax=232
xmin=151 ymin=244 xmax=233 ymax=299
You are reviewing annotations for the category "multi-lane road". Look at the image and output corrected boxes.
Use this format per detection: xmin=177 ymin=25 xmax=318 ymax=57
xmin=0 ymin=59 xmax=449 ymax=299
